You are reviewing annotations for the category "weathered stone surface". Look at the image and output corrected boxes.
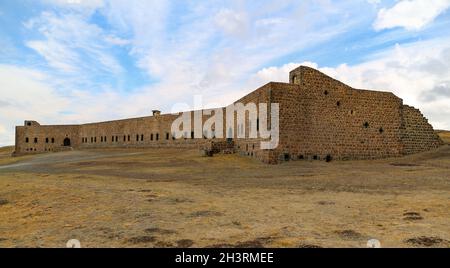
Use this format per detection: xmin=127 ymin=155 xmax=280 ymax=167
xmin=13 ymin=66 xmax=443 ymax=164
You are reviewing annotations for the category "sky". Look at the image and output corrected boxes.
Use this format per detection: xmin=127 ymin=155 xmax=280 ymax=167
xmin=1 ymin=0 xmax=450 ymax=146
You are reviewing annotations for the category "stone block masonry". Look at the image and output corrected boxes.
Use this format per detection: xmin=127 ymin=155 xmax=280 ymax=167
xmin=14 ymin=66 xmax=444 ymax=163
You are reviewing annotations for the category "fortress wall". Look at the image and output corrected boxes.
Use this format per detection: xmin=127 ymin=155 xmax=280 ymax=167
xmin=78 ymin=112 xmax=226 ymax=150
xmin=233 ymin=83 xmax=274 ymax=163
xmin=14 ymin=66 xmax=443 ymax=162
xmin=14 ymin=124 xmax=80 ymax=154
xmin=265 ymin=82 xmax=305 ymax=163
xmin=286 ymin=66 xmax=404 ymax=161
xmin=400 ymin=105 xmax=443 ymax=154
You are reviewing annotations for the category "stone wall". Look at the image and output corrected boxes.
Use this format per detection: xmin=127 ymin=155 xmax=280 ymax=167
xmin=400 ymin=105 xmax=443 ymax=154
xmin=14 ymin=65 xmax=443 ymax=163
xmin=284 ymin=66 xmax=405 ymax=162
xmin=14 ymin=124 xmax=80 ymax=154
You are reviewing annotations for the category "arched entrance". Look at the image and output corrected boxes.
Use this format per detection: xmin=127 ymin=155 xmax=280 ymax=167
xmin=63 ymin=138 xmax=71 ymax=146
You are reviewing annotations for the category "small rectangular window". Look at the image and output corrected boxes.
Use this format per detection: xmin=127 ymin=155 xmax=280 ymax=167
xmin=34 ymin=138 xmax=38 ymax=143
xmin=25 ymin=137 xmax=29 ymax=143
xmin=141 ymin=134 xmax=144 ymax=141
xmin=151 ymin=134 xmax=153 ymax=141
xmin=51 ymin=138 xmax=55 ymax=143
xmin=46 ymin=138 xmax=49 ymax=143
xmin=156 ymin=133 xmax=159 ymax=140
xmin=166 ymin=133 xmax=169 ymax=140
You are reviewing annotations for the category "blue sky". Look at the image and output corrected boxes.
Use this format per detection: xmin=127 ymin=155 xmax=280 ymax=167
xmin=1 ymin=0 xmax=450 ymax=145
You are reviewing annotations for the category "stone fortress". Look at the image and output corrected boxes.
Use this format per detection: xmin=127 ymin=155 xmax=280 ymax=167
xmin=14 ymin=66 xmax=443 ymax=164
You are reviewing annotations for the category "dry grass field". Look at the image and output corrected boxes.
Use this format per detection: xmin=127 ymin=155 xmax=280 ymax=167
xmin=0 ymin=134 xmax=449 ymax=248
xmin=437 ymin=130 xmax=450 ymax=144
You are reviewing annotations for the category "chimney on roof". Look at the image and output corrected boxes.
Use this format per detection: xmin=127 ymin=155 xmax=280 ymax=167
xmin=152 ymin=110 xmax=161 ymax=116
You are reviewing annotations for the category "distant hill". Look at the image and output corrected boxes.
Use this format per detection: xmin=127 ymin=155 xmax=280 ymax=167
xmin=436 ymin=130 xmax=450 ymax=144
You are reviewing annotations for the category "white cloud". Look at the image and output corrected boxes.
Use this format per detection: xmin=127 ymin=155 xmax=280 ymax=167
xmin=43 ymin=0 xmax=104 ymax=12
xmin=27 ymin=40 xmax=80 ymax=73
xmin=253 ymin=39 xmax=450 ymax=130
xmin=214 ymin=8 xmax=249 ymax=37
xmin=0 ymin=65 xmax=68 ymax=145
xmin=253 ymin=62 xmax=317 ymax=83
xmin=367 ymin=0 xmax=381 ymax=5
xmin=104 ymin=35 xmax=131 ymax=46
xmin=374 ymin=0 xmax=450 ymax=31
xmin=25 ymin=11 xmax=124 ymax=76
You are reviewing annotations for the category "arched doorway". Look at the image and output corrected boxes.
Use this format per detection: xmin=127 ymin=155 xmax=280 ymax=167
xmin=63 ymin=138 xmax=71 ymax=146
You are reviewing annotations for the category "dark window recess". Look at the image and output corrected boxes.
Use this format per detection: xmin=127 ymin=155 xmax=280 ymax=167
xmin=46 ymin=138 xmax=49 ymax=143
xmin=111 ymin=136 xmax=114 ymax=142
xmin=379 ymin=127 xmax=384 ymax=134
xmin=252 ymin=144 xmax=255 ymax=150
xmin=150 ymin=134 xmax=154 ymax=141
xmin=363 ymin=122 xmax=370 ymax=128
xmin=299 ymin=155 xmax=304 ymax=160
xmin=128 ymin=135 xmax=130 ymax=141
xmin=115 ymin=136 xmax=118 ymax=142
xmin=51 ymin=138 xmax=55 ymax=143
xmin=34 ymin=138 xmax=38 ymax=143
xmin=284 ymin=153 xmax=290 ymax=161
xmin=166 ymin=133 xmax=169 ymax=140
xmin=256 ymin=118 xmax=259 ymax=131
xmin=136 ymin=135 xmax=139 ymax=141
xmin=124 ymin=135 xmax=126 ymax=141
xmin=326 ymin=154 xmax=332 ymax=162
xmin=324 ymin=90 xmax=329 ymax=95
xmin=350 ymin=110 xmax=354 ymax=115
xmin=104 ymin=136 xmax=107 ymax=142
xmin=141 ymin=134 xmax=144 ymax=141
xmin=94 ymin=137 xmax=97 ymax=143
xmin=25 ymin=137 xmax=29 ymax=143
xmin=191 ymin=131 xmax=194 ymax=139
xmin=63 ymin=138 xmax=71 ymax=147
xmin=337 ymin=101 xmax=341 ymax=107
xmin=27 ymin=122 xmax=31 ymax=126
xmin=156 ymin=133 xmax=159 ymax=140
xmin=313 ymin=155 xmax=318 ymax=160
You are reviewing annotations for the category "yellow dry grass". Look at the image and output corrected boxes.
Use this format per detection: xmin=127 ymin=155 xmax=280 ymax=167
xmin=437 ymin=130 xmax=450 ymax=144
xmin=0 ymin=141 xmax=449 ymax=248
